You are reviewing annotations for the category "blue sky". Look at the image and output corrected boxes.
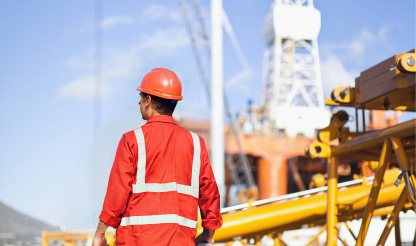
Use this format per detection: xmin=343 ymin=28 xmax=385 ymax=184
xmin=0 ymin=0 xmax=414 ymax=229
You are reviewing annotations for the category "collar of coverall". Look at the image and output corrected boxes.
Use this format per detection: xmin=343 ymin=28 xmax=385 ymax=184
xmin=146 ymin=115 xmax=176 ymax=124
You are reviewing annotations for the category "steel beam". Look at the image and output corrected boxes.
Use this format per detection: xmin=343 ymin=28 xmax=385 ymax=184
xmin=210 ymin=0 xmax=225 ymax=208
xmin=344 ymin=221 xmax=357 ymax=241
xmin=391 ymin=137 xmax=416 ymax=205
xmin=255 ymin=235 xmax=261 ymax=246
xmin=376 ymin=188 xmax=408 ymax=246
xmin=413 ymin=228 xmax=416 ymax=246
xmin=331 ymin=119 xmax=415 ymax=157
xmin=305 ymin=226 xmax=326 ymax=246
xmin=355 ymin=139 xmax=392 ymax=246
xmin=394 ymin=216 xmax=401 ymax=246
xmin=274 ymin=236 xmax=281 ymax=246
xmin=327 ymin=156 xmax=339 ymax=246
xmin=391 ymin=137 xmax=409 ymax=170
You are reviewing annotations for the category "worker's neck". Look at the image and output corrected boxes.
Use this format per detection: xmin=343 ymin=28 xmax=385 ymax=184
xmin=150 ymin=110 xmax=161 ymax=117
xmin=143 ymin=110 xmax=162 ymax=121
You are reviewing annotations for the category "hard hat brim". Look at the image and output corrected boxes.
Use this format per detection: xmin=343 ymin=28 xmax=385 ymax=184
xmin=137 ymin=87 xmax=183 ymax=100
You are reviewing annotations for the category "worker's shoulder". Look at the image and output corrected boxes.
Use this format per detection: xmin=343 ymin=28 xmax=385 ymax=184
xmin=120 ymin=129 xmax=140 ymax=143
xmin=123 ymin=124 xmax=205 ymax=143
xmin=174 ymin=124 xmax=204 ymax=139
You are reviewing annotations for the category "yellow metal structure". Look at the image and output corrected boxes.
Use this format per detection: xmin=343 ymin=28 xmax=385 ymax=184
xmin=305 ymin=142 xmax=331 ymax=159
xmin=309 ymin=173 xmax=326 ymax=189
xmin=195 ymin=169 xmax=410 ymax=244
xmin=327 ymin=156 xmax=338 ymax=246
xmin=42 ymin=230 xmax=115 ymax=246
xmin=196 ymin=50 xmax=415 ymax=245
xmin=355 ymin=140 xmax=392 ymax=245
xmin=377 ymin=188 xmax=409 ymax=246
xmin=317 ymin=111 xmax=349 ymax=143
xmin=397 ymin=53 xmax=416 ymax=73
xmin=331 ymin=86 xmax=353 ymax=103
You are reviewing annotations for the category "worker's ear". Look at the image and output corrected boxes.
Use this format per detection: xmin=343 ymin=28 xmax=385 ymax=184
xmin=145 ymin=95 xmax=152 ymax=107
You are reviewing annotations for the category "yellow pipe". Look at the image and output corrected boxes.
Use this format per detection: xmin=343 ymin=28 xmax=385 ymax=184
xmin=372 ymin=206 xmax=393 ymax=217
xmin=356 ymin=139 xmax=392 ymax=246
xmin=200 ymin=170 xmax=402 ymax=243
xmin=304 ymin=226 xmax=326 ymax=246
xmin=376 ymin=188 xmax=408 ymax=246
xmin=361 ymin=164 xmax=367 ymax=186
xmin=327 ymin=156 xmax=338 ymax=246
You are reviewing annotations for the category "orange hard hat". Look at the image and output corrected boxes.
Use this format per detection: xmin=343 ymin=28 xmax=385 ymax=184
xmin=137 ymin=68 xmax=183 ymax=100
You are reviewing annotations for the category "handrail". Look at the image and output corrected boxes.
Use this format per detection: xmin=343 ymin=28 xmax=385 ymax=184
xmin=220 ymin=177 xmax=375 ymax=213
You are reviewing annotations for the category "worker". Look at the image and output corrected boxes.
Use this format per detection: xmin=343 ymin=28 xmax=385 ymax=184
xmin=91 ymin=68 xmax=223 ymax=246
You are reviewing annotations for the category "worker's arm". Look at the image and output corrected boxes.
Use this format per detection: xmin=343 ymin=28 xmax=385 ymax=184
xmin=195 ymin=228 xmax=215 ymax=244
xmin=98 ymin=134 xmax=136 ymax=228
xmin=197 ymin=137 xmax=223 ymax=243
xmin=91 ymin=220 xmax=108 ymax=246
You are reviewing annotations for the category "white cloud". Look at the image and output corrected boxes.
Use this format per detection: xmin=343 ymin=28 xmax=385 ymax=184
xmin=69 ymin=15 xmax=133 ymax=33
xmin=65 ymin=50 xmax=94 ymax=71
xmin=58 ymin=75 xmax=113 ymax=99
xmin=225 ymin=69 xmax=251 ymax=93
xmin=323 ymin=25 xmax=391 ymax=64
xmin=140 ymin=4 xmax=182 ymax=22
xmin=100 ymin=15 xmax=133 ymax=29
xmin=58 ymin=26 xmax=189 ymax=100
xmin=320 ymin=53 xmax=358 ymax=98
xmin=138 ymin=27 xmax=189 ymax=56
xmin=319 ymin=25 xmax=390 ymax=98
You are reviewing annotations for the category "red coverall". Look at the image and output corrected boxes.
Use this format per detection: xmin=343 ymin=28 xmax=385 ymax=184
xmin=99 ymin=115 xmax=223 ymax=245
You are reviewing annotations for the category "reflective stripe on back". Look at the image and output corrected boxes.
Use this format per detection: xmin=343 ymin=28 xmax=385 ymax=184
xmin=132 ymin=182 xmax=198 ymax=197
xmin=120 ymin=214 xmax=198 ymax=228
xmin=190 ymin=132 xmax=201 ymax=195
xmin=123 ymin=128 xmax=201 ymax=228
xmin=134 ymin=128 xmax=146 ymax=185
xmin=132 ymin=128 xmax=201 ymax=198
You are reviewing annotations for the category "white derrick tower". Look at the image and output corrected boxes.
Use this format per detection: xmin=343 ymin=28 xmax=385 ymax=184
xmin=262 ymin=0 xmax=330 ymax=138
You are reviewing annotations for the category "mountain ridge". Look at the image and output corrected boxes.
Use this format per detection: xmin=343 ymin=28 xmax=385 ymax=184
xmin=0 ymin=200 xmax=57 ymax=244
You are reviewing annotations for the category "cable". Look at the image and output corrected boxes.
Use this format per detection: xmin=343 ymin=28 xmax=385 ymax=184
xmin=403 ymin=162 xmax=416 ymax=203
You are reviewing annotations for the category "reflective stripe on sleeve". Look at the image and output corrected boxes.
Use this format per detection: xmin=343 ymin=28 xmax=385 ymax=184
xmin=132 ymin=129 xmax=201 ymax=198
xmin=120 ymin=214 xmax=198 ymax=229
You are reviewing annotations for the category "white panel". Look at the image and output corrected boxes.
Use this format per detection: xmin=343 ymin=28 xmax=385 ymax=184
xmin=273 ymin=5 xmax=321 ymax=40
xmin=211 ymin=0 xmax=225 ymax=208
xmin=275 ymin=106 xmax=331 ymax=138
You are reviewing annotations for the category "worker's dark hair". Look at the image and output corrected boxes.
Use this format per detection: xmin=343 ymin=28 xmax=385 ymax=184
xmin=141 ymin=92 xmax=178 ymax=116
